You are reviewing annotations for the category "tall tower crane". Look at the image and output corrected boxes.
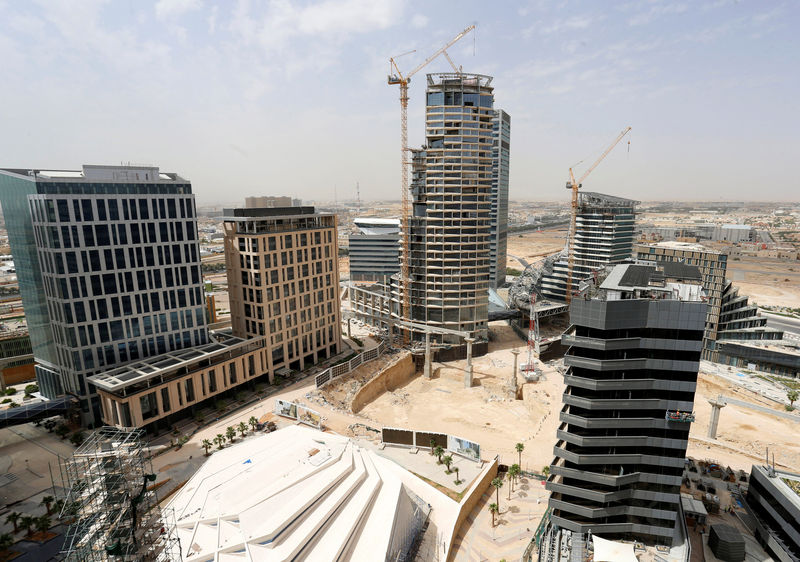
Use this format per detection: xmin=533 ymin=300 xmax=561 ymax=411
xmin=563 ymin=126 xmax=632 ymax=303
xmin=387 ymin=25 xmax=475 ymax=343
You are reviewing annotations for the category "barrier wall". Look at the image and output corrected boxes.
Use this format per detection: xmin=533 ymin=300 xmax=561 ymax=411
xmin=381 ymin=425 xmax=481 ymax=463
xmin=350 ymin=353 xmax=415 ymax=413
xmin=315 ymin=341 xmax=387 ymax=388
xmin=446 ymin=456 xmax=499 ymax=561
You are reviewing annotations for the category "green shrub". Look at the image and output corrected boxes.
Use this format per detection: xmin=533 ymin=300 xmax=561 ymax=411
xmin=1 ymin=398 xmax=10 ymax=404
xmin=25 ymin=384 xmax=39 ymax=395
xmin=4 ymin=388 xmax=16 ymax=396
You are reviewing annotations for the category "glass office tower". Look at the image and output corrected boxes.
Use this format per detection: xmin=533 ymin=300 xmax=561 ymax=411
xmin=490 ymin=109 xmax=510 ymax=289
xmin=0 ymin=165 xmax=207 ymax=424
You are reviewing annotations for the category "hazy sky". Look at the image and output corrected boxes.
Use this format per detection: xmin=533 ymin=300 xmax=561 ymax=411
xmin=1 ymin=0 xmax=797 ymax=204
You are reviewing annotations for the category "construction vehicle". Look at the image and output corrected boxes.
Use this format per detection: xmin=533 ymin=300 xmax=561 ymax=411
xmin=563 ymin=126 xmax=632 ymax=303
xmin=387 ymin=25 xmax=475 ymax=343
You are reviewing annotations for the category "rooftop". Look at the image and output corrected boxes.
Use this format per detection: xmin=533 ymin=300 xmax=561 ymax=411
xmin=88 ymin=332 xmax=263 ymax=395
xmin=167 ymin=425 xmax=437 ymax=561
xmin=637 ymin=240 xmax=722 ymax=254
xmin=223 ymin=206 xmax=318 ymax=219
xmin=596 ymin=263 xmax=705 ymax=301
xmin=579 ymin=191 xmax=639 ymax=207
xmin=0 ymin=165 xmax=187 ymax=183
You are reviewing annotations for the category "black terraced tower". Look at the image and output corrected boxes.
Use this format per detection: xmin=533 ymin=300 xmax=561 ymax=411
xmin=548 ymin=263 xmax=707 ymax=546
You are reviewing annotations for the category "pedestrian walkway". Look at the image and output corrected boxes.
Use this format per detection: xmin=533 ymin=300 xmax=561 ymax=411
xmin=452 ymin=473 xmax=549 ymax=561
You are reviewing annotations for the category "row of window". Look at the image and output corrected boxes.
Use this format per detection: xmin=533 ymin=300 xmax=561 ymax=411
xmin=36 ymin=219 xmax=196 ymax=251
xmin=237 ymin=230 xmax=333 ymax=253
xmin=45 ymin=266 xmax=201 ymax=305
xmin=239 ymin=248 xmax=332 ymax=270
xmin=67 ymin=328 xmax=208 ymax=374
xmin=30 ymin=195 xmax=195 ymax=225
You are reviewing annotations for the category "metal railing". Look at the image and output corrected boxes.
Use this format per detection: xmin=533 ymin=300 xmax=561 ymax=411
xmin=315 ymin=341 xmax=388 ymax=388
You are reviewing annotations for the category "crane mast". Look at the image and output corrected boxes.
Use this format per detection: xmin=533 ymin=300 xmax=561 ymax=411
xmin=387 ymin=25 xmax=475 ymax=343
xmin=563 ymin=126 xmax=632 ymax=304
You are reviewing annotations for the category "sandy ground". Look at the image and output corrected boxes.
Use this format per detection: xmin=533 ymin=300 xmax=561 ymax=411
xmin=505 ymin=229 xmax=566 ymax=269
xmin=687 ymin=370 xmax=800 ymax=472
xmin=725 ymin=256 xmax=800 ymax=308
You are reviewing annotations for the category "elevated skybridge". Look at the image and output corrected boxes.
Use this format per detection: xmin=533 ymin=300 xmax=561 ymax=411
xmin=0 ymin=395 xmax=78 ymax=428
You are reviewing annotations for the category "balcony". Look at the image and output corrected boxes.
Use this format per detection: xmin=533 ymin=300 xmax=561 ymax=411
xmin=564 ymin=355 xmax=700 ymax=373
xmin=553 ymin=440 xmax=685 ymax=468
xmin=562 ymin=394 xmax=695 ymax=412
xmin=564 ymin=375 xmax=696 ymax=393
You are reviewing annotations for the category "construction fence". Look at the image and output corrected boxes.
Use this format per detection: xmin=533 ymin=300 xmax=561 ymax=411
xmin=381 ymin=426 xmax=481 ymax=462
xmin=314 ymin=341 xmax=387 ymax=388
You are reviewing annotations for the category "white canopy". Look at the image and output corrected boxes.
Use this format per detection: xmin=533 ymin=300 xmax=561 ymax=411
xmin=592 ymin=535 xmax=638 ymax=562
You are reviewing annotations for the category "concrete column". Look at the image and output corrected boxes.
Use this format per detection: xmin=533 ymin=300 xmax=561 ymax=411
xmin=424 ymin=332 xmax=432 ymax=379
xmin=464 ymin=337 xmax=475 ymax=388
xmin=510 ymin=349 xmax=520 ymax=394
xmin=707 ymin=394 xmax=726 ymax=439
xmin=347 ymin=318 xmax=352 ymax=338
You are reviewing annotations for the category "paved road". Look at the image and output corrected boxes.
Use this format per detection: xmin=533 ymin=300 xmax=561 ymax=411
xmin=759 ymin=312 xmax=800 ymax=336
xmin=723 ymin=397 xmax=800 ymax=423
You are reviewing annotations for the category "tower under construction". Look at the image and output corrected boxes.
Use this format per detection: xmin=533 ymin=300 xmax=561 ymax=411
xmin=60 ymin=427 xmax=180 ymax=561
xmin=541 ymin=192 xmax=637 ymax=302
xmin=396 ymin=72 xmax=495 ymax=343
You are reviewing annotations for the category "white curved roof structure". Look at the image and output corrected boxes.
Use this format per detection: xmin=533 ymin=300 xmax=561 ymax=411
xmin=168 ymin=425 xmax=431 ymax=561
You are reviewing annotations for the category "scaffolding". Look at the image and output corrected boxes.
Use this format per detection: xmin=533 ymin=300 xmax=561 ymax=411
xmin=60 ymin=427 xmax=181 ymax=561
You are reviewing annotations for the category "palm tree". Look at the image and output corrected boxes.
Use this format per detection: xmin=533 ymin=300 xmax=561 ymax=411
xmin=442 ymin=455 xmax=453 ymax=474
xmin=226 ymin=426 xmax=236 ymax=443
xmin=542 ymin=465 xmax=550 ymax=477
xmin=248 ymin=416 xmax=259 ymax=432
xmin=201 ymin=439 xmax=212 ymax=456
xmin=52 ymin=499 xmax=65 ymax=518
xmin=40 ymin=495 xmax=54 ymax=515
xmin=19 ymin=516 xmax=34 ymax=537
xmin=515 ymin=442 xmax=524 ymax=468
xmin=491 ymin=477 xmax=503 ymax=508
xmin=509 ymin=464 xmax=521 ymax=493
xmin=429 ymin=438 xmax=436 ymax=456
xmin=0 ymin=533 xmax=14 ymax=556
xmin=214 ymin=433 xmax=225 ymax=450
xmin=488 ymin=503 xmax=499 ymax=527
xmin=238 ymin=421 xmax=248 ymax=438
xmin=788 ymin=389 xmax=798 ymax=407
xmin=4 ymin=512 xmax=20 ymax=534
xmin=434 ymin=446 xmax=445 ymax=464
xmin=454 ymin=467 xmax=461 ymax=485
xmin=34 ymin=515 xmax=51 ymax=535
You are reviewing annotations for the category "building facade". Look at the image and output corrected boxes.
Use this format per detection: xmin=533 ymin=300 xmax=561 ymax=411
xmin=0 ymin=165 xmax=207 ymax=424
xmin=489 ymin=109 xmax=510 ymax=289
xmin=399 ymin=73 xmax=494 ymax=343
xmin=224 ymin=207 xmax=342 ymax=371
xmin=348 ymin=218 xmax=400 ymax=284
xmin=541 ymin=192 xmax=637 ymax=302
xmin=548 ymin=263 xmax=706 ymax=546
xmin=746 ymin=464 xmax=800 ymax=562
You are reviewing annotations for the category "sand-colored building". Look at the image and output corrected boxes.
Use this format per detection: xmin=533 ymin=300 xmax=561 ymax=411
xmin=90 ymin=206 xmax=343 ymax=431
xmin=224 ymin=207 xmax=342 ymax=370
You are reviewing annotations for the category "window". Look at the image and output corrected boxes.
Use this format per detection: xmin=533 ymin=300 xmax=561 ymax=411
xmin=161 ymin=387 xmax=171 ymax=412
xmin=208 ymin=370 xmax=217 ymax=393
xmin=229 ymin=363 xmax=237 ymax=385
xmin=140 ymin=392 xmax=159 ymax=420
xmin=184 ymin=378 xmax=195 ymax=402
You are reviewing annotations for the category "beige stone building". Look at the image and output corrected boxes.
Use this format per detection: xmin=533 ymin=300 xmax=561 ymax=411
xmin=90 ymin=206 xmax=342 ymax=431
xmin=224 ymin=207 xmax=342 ymax=370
